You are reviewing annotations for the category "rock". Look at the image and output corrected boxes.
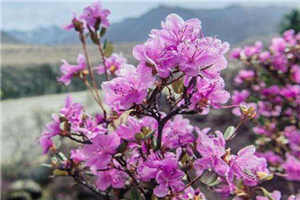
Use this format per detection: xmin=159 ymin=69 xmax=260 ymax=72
xmin=6 ymin=191 xmax=32 ymax=200
xmin=9 ymin=180 xmax=42 ymax=199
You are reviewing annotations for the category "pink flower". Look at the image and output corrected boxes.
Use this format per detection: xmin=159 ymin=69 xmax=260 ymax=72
xmin=102 ymin=64 xmax=154 ymax=111
xmin=153 ymin=158 xmax=185 ymax=197
xmin=58 ymin=54 xmax=86 ymax=85
xmin=80 ymin=1 xmax=110 ymax=29
xmin=194 ymin=128 xmax=229 ymax=176
xmin=230 ymin=145 xmax=269 ymax=186
xmin=230 ymin=48 xmax=242 ymax=59
xmin=282 ymin=154 xmax=300 ymax=181
xmin=82 ymin=133 xmax=120 ymax=170
xmin=284 ymin=126 xmax=300 ymax=156
xmin=162 ymin=115 xmax=194 ymax=149
xmin=39 ymin=114 xmax=61 ymax=154
xmin=178 ymin=37 xmax=229 ymax=77
xmin=96 ymin=169 xmax=127 ymax=191
xmin=259 ymin=51 xmax=271 ymax=62
xmin=272 ymin=54 xmax=288 ymax=73
xmin=243 ymin=41 xmax=263 ymax=57
xmin=256 ymin=151 xmax=283 ymax=165
xmin=270 ymin=37 xmax=286 ymax=55
xmin=291 ymin=64 xmax=300 ymax=84
xmin=256 ymin=190 xmax=281 ymax=200
xmin=232 ymin=90 xmax=249 ymax=105
xmin=96 ymin=53 xmax=127 ymax=76
xmin=190 ymin=76 xmax=230 ymax=113
xmin=258 ymin=101 xmax=281 ymax=117
xmin=234 ymin=69 xmax=255 ymax=85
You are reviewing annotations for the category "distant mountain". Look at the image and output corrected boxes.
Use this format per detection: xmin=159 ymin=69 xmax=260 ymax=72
xmin=5 ymin=5 xmax=291 ymax=45
xmin=1 ymin=31 xmax=22 ymax=44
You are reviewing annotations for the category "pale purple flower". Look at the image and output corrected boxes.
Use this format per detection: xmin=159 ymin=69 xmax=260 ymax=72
xmin=258 ymin=101 xmax=281 ymax=117
xmin=82 ymin=133 xmax=120 ymax=170
xmin=190 ymin=76 xmax=230 ymax=113
xmin=282 ymin=154 xmax=300 ymax=181
xmin=194 ymin=128 xmax=229 ymax=176
xmin=270 ymin=37 xmax=286 ymax=55
xmin=153 ymin=158 xmax=185 ymax=197
xmin=232 ymin=90 xmax=250 ymax=105
xmin=256 ymin=190 xmax=281 ymax=200
xmin=230 ymin=48 xmax=242 ymax=59
xmin=80 ymin=1 xmax=110 ymax=29
xmin=96 ymin=169 xmax=127 ymax=191
xmin=256 ymin=151 xmax=283 ymax=165
xmin=259 ymin=51 xmax=271 ymax=62
xmin=230 ymin=145 xmax=269 ymax=186
xmin=39 ymin=114 xmax=61 ymax=154
xmin=234 ymin=69 xmax=255 ymax=85
xmin=291 ymin=64 xmax=300 ymax=84
xmin=102 ymin=64 xmax=154 ymax=111
xmin=272 ymin=54 xmax=288 ymax=73
xmin=96 ymin=53 xmax=127 ymax=76
xmin=243 ymin=41 xmax=263 ymax=57
xmin=284 ymin=126 xmax=300 ymax=156
xmin=162 ymin=115 xmax=194 ymax=149
xmin=58 ymin=54 xmax=86 ymax=85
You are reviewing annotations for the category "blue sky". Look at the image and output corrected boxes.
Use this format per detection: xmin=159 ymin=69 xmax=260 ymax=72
xmin=1 ymin=0 xmax=299 ymax=31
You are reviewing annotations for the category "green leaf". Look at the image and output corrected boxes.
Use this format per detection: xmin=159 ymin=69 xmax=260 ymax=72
xmin=130 ymin=187 xmax=141 ymax=200
xmin=100 ymin=27 xmax=106 ymax=37
xmin=200 ymin=170 xmax=219 ymax=186
xmin=224 ymin=126 xmax=236 ymax=140
xmin=103 ymin=40 xmax=114 ymax=57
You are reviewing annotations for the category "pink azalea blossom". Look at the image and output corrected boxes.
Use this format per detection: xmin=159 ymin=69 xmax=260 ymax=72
xmin=162 ymin=115 xmax=194 ymax=149
xmin=234 ymin=69 xmax=255 ymax=84
xmin=82 ymin=133 xmax=120 ymax=171
xmin=102 ymin=64 xmax=154 ymax=111
xmin=230 ymin=145 xmax=269 ymax=186
xmin=96 ymin=169 xmax=127 ymax=191
xmin=291 ymin=65 xmax=300 ymax=84
xmin=259 ymin=51 xmax=271 ymax=62
xmin=58 ymin=54 xmax=86 ymax=85
xmin=96 ymin=53 xmax=127 ymax=76
xmin=256 ymin=151 xmax=283 ymax=165
xmin=80 ymin=1 xmax=110 ymax=29
xmin=256 ymin=190 xmax=281 ymax=200
xmin=282 ymin=154 xmax=300 ymax=181
xmin=194 ymin=128 xmax=229 ymax=176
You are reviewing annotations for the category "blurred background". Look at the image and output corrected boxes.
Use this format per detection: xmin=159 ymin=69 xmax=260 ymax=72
xmin=1 ymin=0 xmax=300 ymax=199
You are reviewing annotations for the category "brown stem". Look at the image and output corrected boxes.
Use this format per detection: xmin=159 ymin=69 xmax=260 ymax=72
xmin=97 ymin=42 xmax=109 ymax=81
xmin=79 ymin=32 xmax=107 ymax=119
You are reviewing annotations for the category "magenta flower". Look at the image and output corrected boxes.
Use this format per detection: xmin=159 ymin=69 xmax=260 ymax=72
xmin=232 ymin=90 xmax=250 ymax=105
xmin=153 ymin=158 xmax=185 ymax=197
xmin=270 ymin=37 xmax=286 ymax=55
xmin=258 ymin=101 xmax=281 ymax=117
xmin=291 ymin=64 xmax=300 ymax=84
xmin=194 ymin=128 xmax=229 ymax=176
xmin=259 ymin=51 xmax=271 ymax=62
xmin=102 ymin=64 xmax=154 ymax=111
xmin=115 ymin=116 xmax=142 ymax=141
xmin=243 ymin=41 xmax=262 ymax=57
xmin=234 ymin=69 xmax=255 ymax=85
xmin=80 ymin=1 xmax=110 ymax=29
xmin=256 ymin=151 xmax=283 ymax=165
xmin=230 ymin=48 xmax=242 ymax=59
xmin=283 ymin=154 xmax=300 ymax=181
xmin=96 ymin=168 xmax=128 ymax=191
xmin=58 ymin=54 xmax=86 ymax=85
xmin=96 ymin=53 xmax=127 ymax=76
xmin=82 ymin=133 xmax=120 ymax=170
xmin=230 ymin=145 xmax=269 ymax=186
xmin=162 ymin=115 xmax=194 ymax=149
xmin=39 ymin=114 xmax=61 ymax=154
xmin=284 ymin=126 xmax=300 ymax=156
xmin=190 ymin=76 xmax=230 ymax=113
xmin=256 ymin=190 xmax=281 ymax=200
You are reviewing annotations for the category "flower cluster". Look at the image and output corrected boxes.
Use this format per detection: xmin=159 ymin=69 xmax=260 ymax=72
xmin=38 ymin=1 xmax=288 ymax=199
xmin=231 ymin=30 xmax=300 ymax=185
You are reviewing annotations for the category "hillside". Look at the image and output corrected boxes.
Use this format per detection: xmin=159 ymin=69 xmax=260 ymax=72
xmin=6 ymin=5 xmax=291 ymax=45
xmin=1 ymin=31 xmax=22 ymax=44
